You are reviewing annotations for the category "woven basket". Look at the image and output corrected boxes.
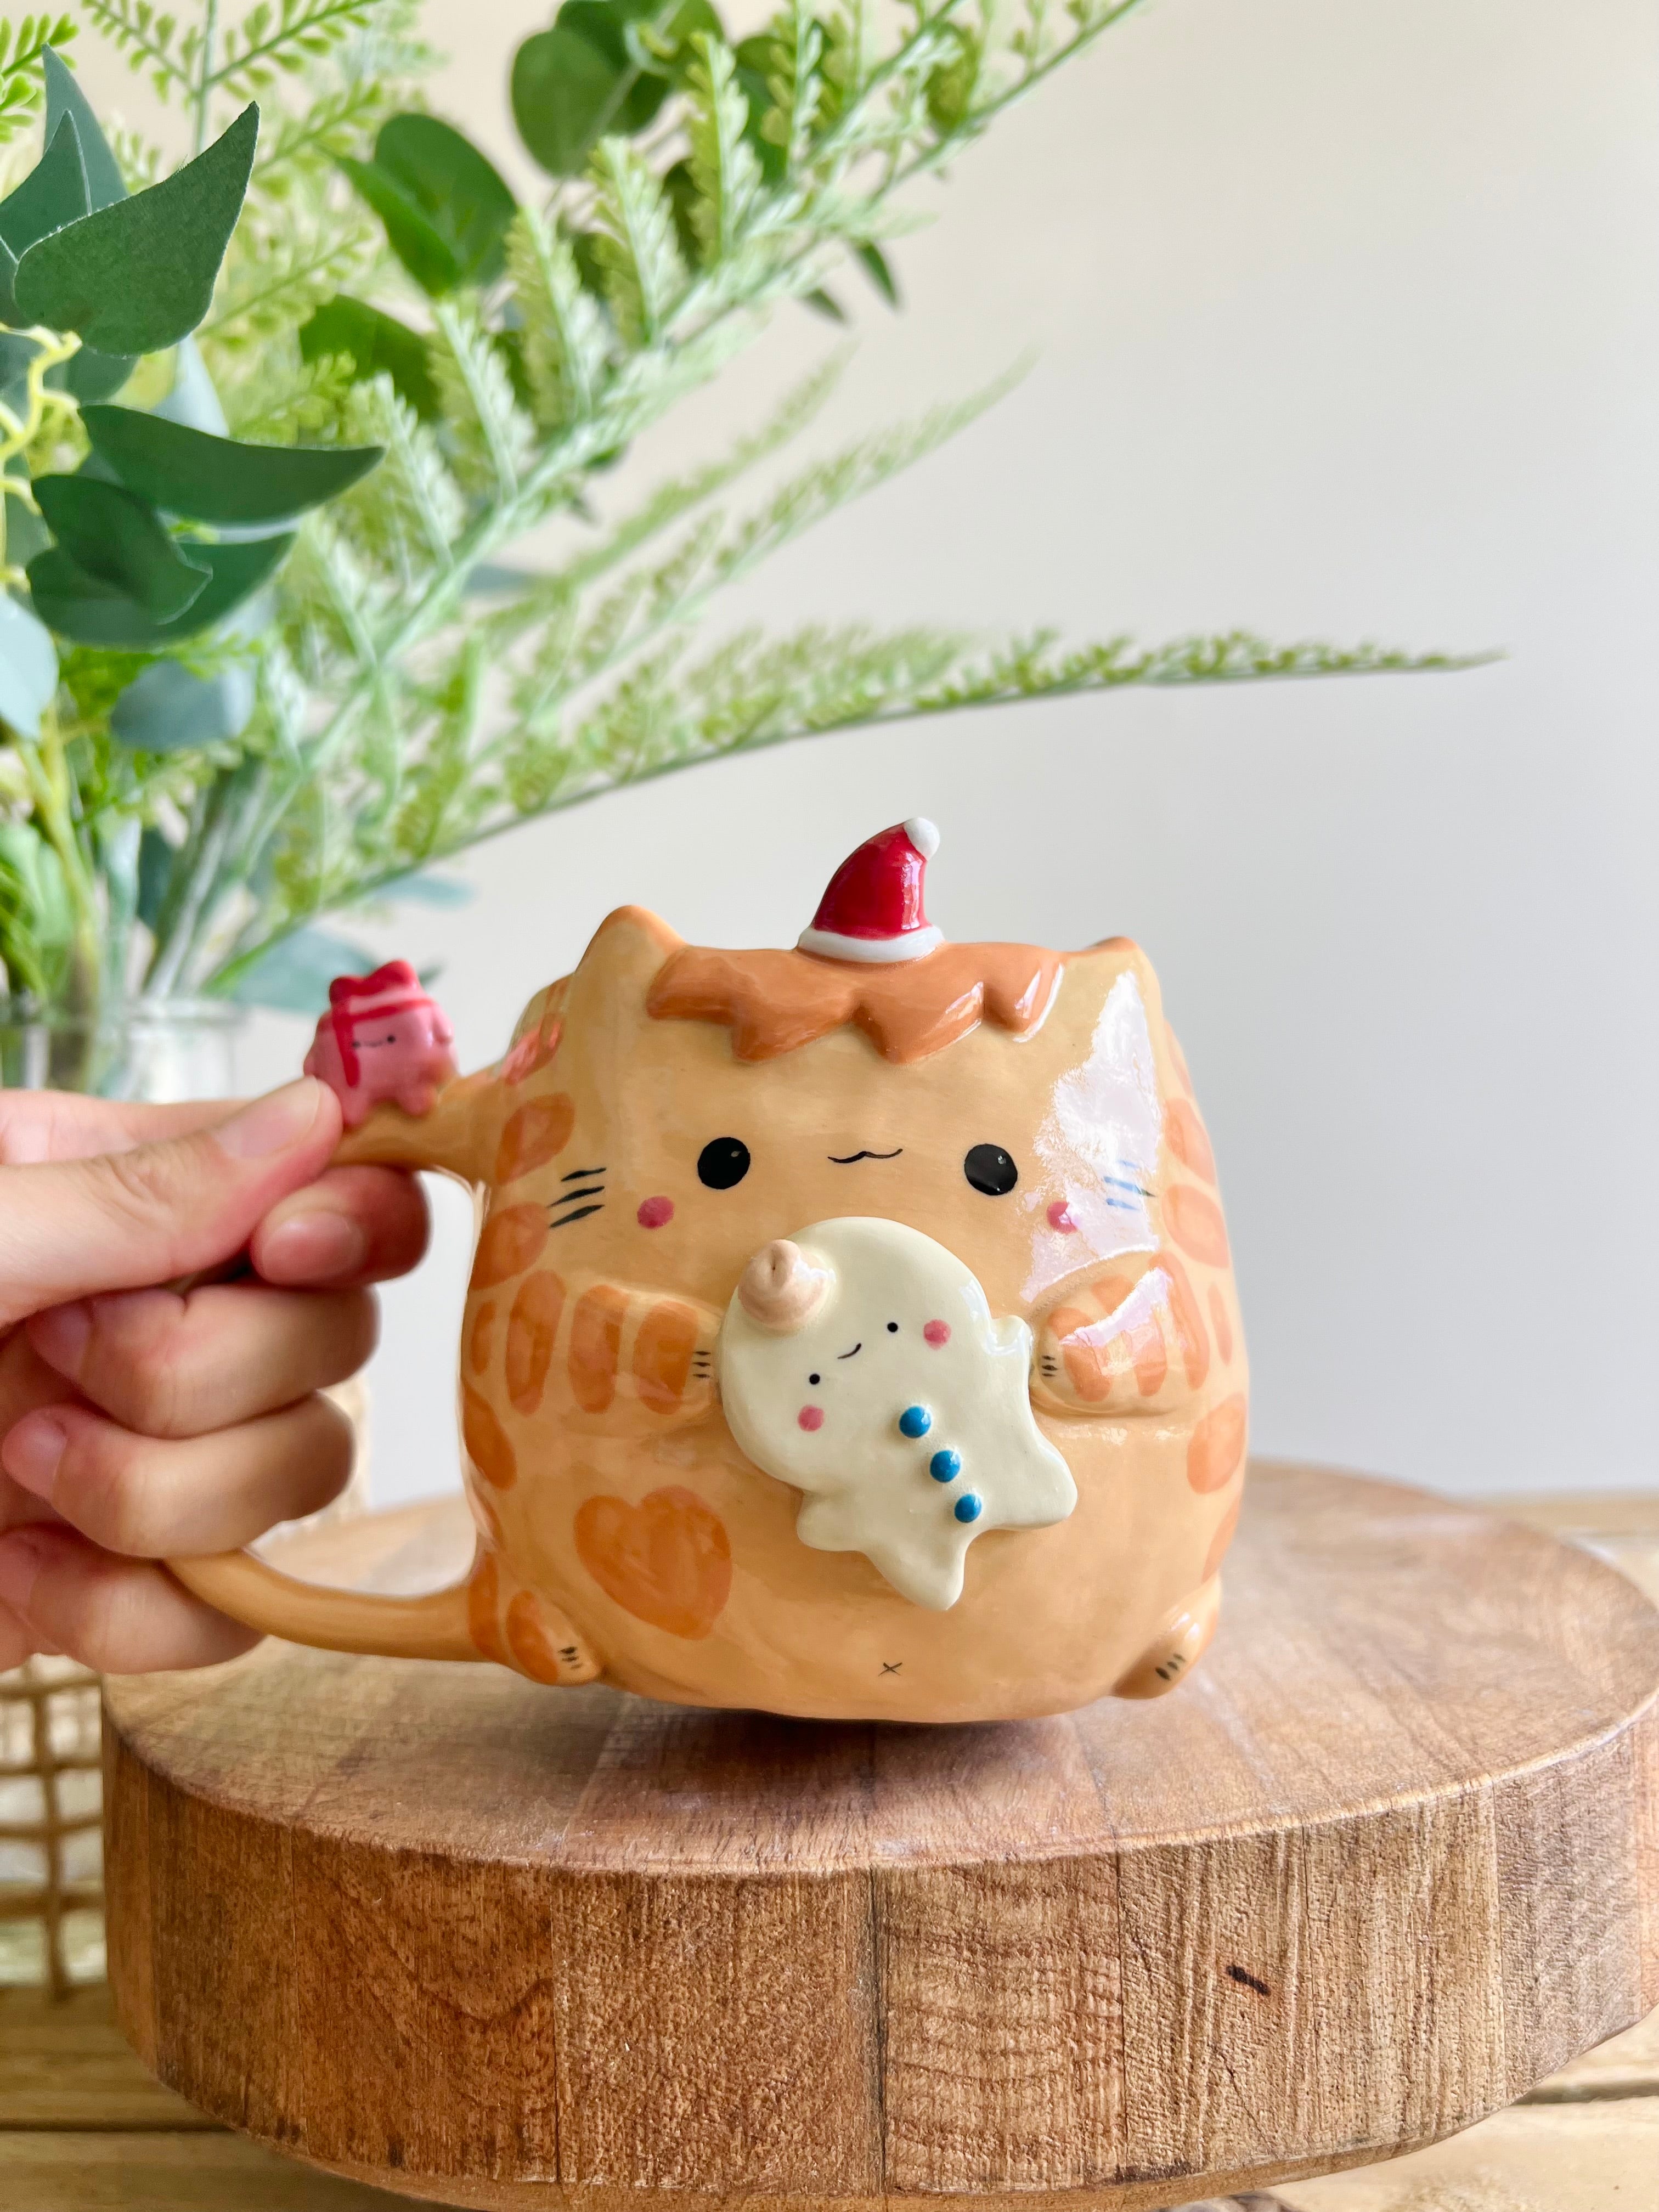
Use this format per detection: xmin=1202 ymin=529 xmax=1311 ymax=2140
xmin=0 ymin=1654 xmax=105 ymax=1994
xmin=0 ymin=1378 xmax=370 ymax=1994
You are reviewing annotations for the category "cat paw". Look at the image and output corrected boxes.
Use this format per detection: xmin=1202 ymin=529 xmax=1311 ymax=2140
xmin=1113 ymin=1574 xmax=1221 ymax=1700
xmin=469 ymin=1555 xmax=602 ymax=1686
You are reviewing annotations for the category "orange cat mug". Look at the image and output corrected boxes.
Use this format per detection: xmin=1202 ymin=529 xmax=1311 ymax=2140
xmin=171 ymin=821 xmax=1248 ymax=1722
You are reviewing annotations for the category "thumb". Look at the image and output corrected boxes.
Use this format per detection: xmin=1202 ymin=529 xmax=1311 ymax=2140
xmin=0 ymin=1080 xmax=343 ymax=1330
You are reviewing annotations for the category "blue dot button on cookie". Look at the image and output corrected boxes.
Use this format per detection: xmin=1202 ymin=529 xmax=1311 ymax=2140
xmin=953 ymin=1493 xmax=984 ymax=1523
xmin=898 ymin=1404 xmax=932 ymax=1438
xmin=929 ymin=1448 xmax=961 ymax=1483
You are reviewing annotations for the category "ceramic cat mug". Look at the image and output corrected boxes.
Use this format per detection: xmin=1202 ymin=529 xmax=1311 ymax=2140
xmin=172 ymin=822 xmax=1249 ymax=1722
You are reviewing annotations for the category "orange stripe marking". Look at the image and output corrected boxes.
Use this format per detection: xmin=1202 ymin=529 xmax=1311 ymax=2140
xmin=462 ymin=1383 xmax=518 ymax=1489
xmin=506 ymin=1270 xmax=565 ymax=1417
xmin=1209 ymin=1284 xmax=1234 ymax=1365
xmin=633 ymin=1300 xmax=699 ymax=1414
xmin=471 ymin=1203 xmax=548 ymax=1290
xmin=1165 ymin=1097 xmax=1216 ymax=1184
xmin=1188 ymin=1395 xmax=1248 ymax=1493
xmin=569 ymin=1284 xmax=627 ymax=1414
xmin=495 ymin=1092 xmax=575 ymax=1184
xmin=1165 ymin=1184 xmax=1230 ymax=1268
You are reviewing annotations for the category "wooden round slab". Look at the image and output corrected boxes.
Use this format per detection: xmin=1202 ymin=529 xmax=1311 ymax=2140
xmin=104 ymin=1463 xmax=1659 ymax=2212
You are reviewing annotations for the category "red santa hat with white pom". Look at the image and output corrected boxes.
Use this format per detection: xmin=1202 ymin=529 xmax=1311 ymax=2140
xmin=797 ymin=817 xmax=943 ymax=965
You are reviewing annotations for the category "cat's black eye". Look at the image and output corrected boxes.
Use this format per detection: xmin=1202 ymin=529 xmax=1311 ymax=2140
xmin=697 ymin=1136 xmax=751 ymax=1190
xmin=887 ymin=1321 xmax=899 ymax=1333
xmin=964 ymin=1143 xmax=1018 ymax=1197
xmin=808 ymin=1373 xmax=821 ymax=1386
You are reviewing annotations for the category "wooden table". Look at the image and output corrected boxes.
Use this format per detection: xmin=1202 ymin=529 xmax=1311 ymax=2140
xmin=2 ymin=1486 xmax=1656 ymax=2212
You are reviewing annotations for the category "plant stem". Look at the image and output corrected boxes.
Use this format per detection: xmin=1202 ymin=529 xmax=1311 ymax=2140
xmin=18 ymin=716 xmax=103 ymax=1019
xmin=194 ymin=0 xmax=221 ymax=157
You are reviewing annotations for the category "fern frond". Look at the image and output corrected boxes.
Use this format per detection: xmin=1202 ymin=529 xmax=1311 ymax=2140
xmin=78 ymin=0 xmax=197 ymax=100
xmin=500 ymin=350 xmax=846 ymax=629
xmin=203 ymin=213 xmax=376 ymax=349
xmin=0 ymin=15 xmax=75 ymax=147
xmin=220 ymin=347 xmax=356 ymax=438
xmin=250 ymin=76 xmax=394 ymax=196
xmin=590 ymin=138 xmax=687 ymax=348
xmin=429 ymin=305 xmax=536 ymax=503
xmin=332 ymin=374 xmax=465 ymax=583
xmin=504 ymin=210 xmax=608 ymax=433
xmin=208 ymin=0 xmax=375 ymax=97
xmin=685 ymin=36 xmax=761 ymax=264
xmin=763 ymin=0 xmax=825 ymax=168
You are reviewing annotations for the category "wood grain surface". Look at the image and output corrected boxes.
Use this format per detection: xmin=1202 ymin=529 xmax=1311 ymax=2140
xmin=101 ymin=1463 xmax=1659 ymax=2211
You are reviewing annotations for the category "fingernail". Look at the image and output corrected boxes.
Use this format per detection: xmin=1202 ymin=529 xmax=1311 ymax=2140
xmin=0 ymin=1530 xmax=46 ymax=1614
xmin=213 ymin=1080 xmax=326 ymax=1162
xmin=28 ymin=1301 xmax=91 ymax=1379
xmin=1 ymin=1414 xmax=67 ymax=1500
xmin=259 ymin=1210 xmax=367 ymax=1284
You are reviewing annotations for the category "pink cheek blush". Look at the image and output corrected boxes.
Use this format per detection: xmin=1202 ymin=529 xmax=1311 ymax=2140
xmin=1047 ymin=1201 xmax=1079 ymax=1234
xmin=798 ymin=1405 xmax=825 ymax=1432
xmin=636 ymin=1195 xmax=674 ymax=1228
xmin=923 ymin=1320 xmax=951 ymax=1347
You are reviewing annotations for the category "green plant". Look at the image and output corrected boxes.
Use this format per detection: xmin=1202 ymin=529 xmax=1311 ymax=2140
xmin=0 ymin=0 xmax=1460 ymax=1076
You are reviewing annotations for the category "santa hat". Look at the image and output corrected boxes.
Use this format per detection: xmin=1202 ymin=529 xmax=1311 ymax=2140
xmin=797 ymin=818 xmax=943 ymax=965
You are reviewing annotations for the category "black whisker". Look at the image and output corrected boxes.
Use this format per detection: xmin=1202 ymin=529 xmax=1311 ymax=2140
xmin=548 ymin=1204 xmax=604 ymax=1230
xmin=561 ymin=1166 xmax=606 ymax=1181
xmin=550 ymin=1185 xmax=605 ymax=1207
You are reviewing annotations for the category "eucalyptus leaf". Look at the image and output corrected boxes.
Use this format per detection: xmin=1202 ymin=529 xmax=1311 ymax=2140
xmin=43 ymin=47 xmax=127 ymax=211
xmin=2 ymin=473 xmax=49 ymax=571
xmin=338 ymin=156 xmax=462 ymax=296
xmin=136 ymin=826 xmax=173 ymax=933
xmin=0 ymin=595 xmax=59 ymax=740
xmin=32 ymin=475 xmax=211 ymax=620
xmin=229 ymin=926 xmax=377 ymax=1014
xmin=511 ymin=25 xmax=644 ymax=178
xmin=300 ymin=295 xmax=439 ymax=419
xmin=55 ymin=346 xmax=137 ymax=403
xmin=28 ymin=530 xmax=294 ymax=648
xmin=342 ymin=116 xmax=515 ymax=297
xmin=82 ymin=408 xmax=382 ymax=526
xmin=111 ymin=659 xmax=256 ymax=752
xmin=0 ymin=115 xmax=89 ymax=261
xmin=14 ymin=105 xmax=259 ymax=358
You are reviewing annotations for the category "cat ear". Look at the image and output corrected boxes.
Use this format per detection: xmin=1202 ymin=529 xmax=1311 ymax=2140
xmin=563 ymin=906 xmax=684 ymax=1043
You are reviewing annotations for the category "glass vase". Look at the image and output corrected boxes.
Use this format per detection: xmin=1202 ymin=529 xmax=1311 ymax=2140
xmin=0 ymin=994 xmax=245 ymax=1103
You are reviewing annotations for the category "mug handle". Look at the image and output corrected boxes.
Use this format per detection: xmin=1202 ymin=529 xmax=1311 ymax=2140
xmin=166 ymin=1085 xmax=499 ymax=1665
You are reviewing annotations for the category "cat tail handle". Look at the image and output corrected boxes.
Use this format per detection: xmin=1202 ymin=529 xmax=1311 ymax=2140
xmin=168 ymin=1549 xmax=483 ymax=1661
xmin=165 ymin=1078 xmax=502 ymax=1663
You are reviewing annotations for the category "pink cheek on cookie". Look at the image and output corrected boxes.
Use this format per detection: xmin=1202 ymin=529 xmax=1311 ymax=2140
xmin=637 ymin=1195 xmax=674 ymax=1229
xmin=923 ymin=1320 xmax=950 ymax=1347
xmin=798 ymin=1406 xmax=825 ymax=1432
xmin=1047 ymin=1201 xmax=1079 ymax=1233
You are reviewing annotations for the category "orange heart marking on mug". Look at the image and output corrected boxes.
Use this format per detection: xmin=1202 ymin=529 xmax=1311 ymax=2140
xmin=573 ymin=1486 xmax=732 ymax=1640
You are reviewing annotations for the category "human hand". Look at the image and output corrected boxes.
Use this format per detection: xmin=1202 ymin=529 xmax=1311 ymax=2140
xmin=0 ymin=1080 xmax=429 ymax=1674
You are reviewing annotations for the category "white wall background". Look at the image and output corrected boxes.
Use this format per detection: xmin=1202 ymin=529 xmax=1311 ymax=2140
xmin=87 ymin=0 xmax=1659 ymax=1503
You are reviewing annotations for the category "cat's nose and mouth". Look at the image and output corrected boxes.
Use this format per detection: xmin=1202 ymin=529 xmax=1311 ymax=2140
xmin=827 ymin=1147 xmax=903 ymax=1165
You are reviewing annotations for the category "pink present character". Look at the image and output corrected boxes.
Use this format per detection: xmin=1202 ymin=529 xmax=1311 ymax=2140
xmin=303 ymin=961 xmax=458 ymax=1127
